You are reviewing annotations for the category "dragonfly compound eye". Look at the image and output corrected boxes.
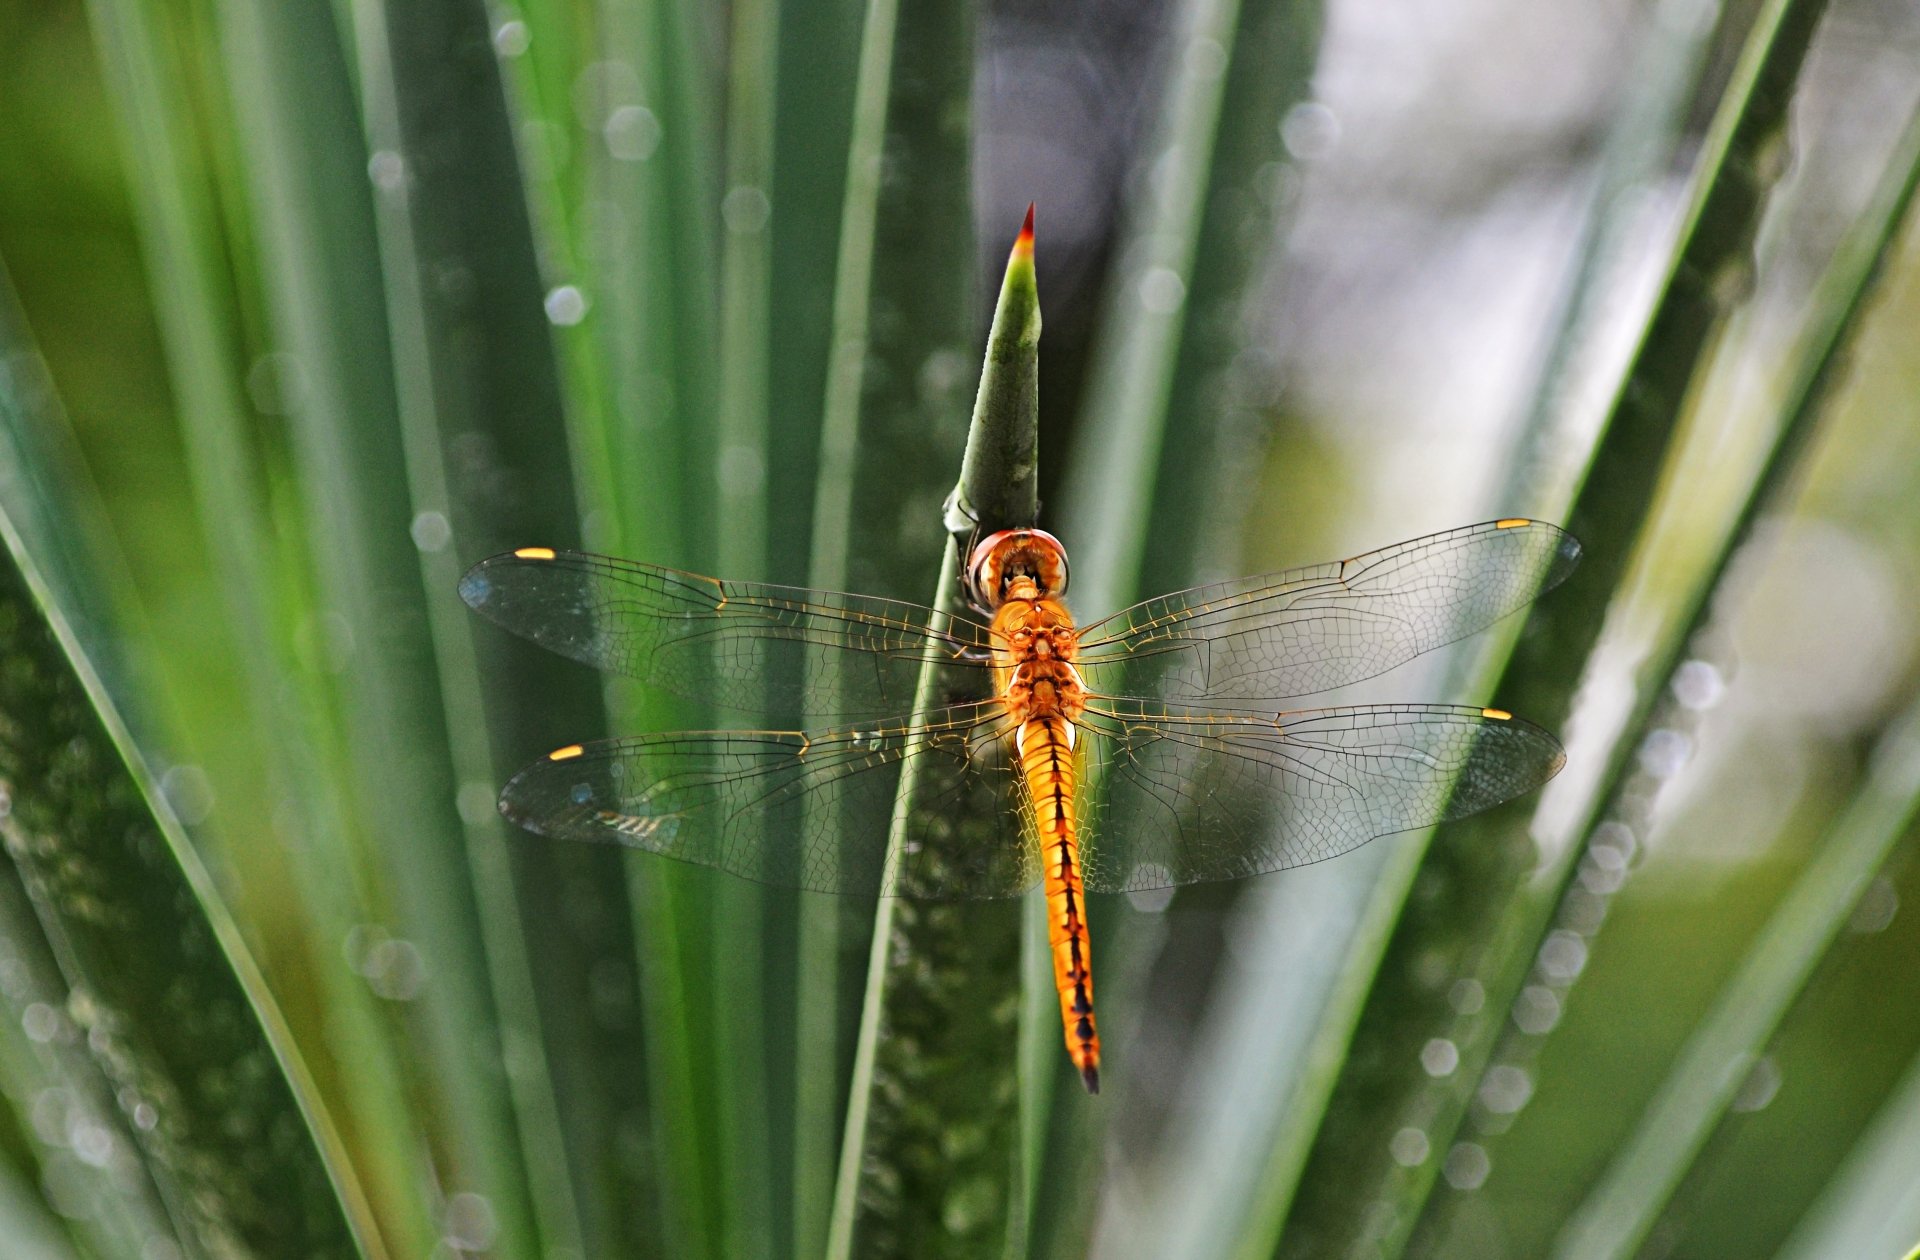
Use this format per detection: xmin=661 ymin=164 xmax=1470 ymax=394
xmin=966 ymin=528 xmax=1071 ymax=608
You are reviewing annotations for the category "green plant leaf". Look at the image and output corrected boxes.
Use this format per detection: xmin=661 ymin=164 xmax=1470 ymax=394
xmin=1038 ymin=0 xmax=1324 ymax=1251
xmin=827 ymin=215 xmax=1033 ymax=1260
xmin=1276 ymin=0 xmax=1849 ymax=1254
xmin=799 ymin=2 xmax=976 ymax=1255
xmin=1557 ymin=692 xmax=1920 ymax=1259
xmin=1777 ymin=1042 xmax=1920 ymax=1260
xmin=0 ymin=325 xmax=372 ymax=1255
xmin=82 ymin=0 xmax=445 ymax=1249
xmin=1407 ymin=85 xmax=1920 ymax=1258
xmin=350 ymin=1 xmax=673 ymax=1255
xmin=765 ymin=6 xmax=867 ymax=1259
xmin=706 ymin=2 xmax=784 ymax=1255
xmin=223 ymin=0 xmax=558 ymax=1250
xmin=0 ymin=825 xmax=173 ymax=1258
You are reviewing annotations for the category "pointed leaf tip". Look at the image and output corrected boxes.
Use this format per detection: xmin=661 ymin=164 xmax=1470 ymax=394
xmin=1014 ymin=203 xmax=1035 ymax=258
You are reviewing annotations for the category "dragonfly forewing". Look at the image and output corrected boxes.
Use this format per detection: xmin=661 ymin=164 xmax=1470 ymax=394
xmin=1075 ymin=519 xmax=1581 ymax=707
xmin=459 ymin=548 xmax=995 ymax=722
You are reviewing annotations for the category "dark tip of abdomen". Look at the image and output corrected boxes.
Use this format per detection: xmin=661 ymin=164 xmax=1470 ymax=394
xmin=1081 ymin=1064 xmax=1100 ymax=1095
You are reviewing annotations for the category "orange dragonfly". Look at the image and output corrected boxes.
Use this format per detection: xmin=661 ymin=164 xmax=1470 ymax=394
xmin=460 ymin=517 xmax=1579 ymax=1093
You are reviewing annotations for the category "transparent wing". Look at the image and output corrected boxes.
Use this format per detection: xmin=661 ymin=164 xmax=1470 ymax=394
xmin=1076 ymin=702 xmax=1565 ymax=893
xmin=1075 ymin=519 xmax=1581 ymax=706
xmin=496 ymin=704 xmax=1038 ymax=899
xmin=459 ymin=549 xmax=993 ymax=720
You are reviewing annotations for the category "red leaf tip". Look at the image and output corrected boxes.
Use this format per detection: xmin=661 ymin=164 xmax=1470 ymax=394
xmin=1013 ymin=203 xmax=1035 ymax=257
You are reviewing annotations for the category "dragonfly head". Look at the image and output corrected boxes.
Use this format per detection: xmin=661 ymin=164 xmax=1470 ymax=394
xmin=966 ymin=528 xmax=1070 ymax=611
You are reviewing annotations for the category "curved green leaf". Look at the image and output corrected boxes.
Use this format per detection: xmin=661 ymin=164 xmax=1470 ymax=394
xmin=1409 ymin=86 xmax=1920 ymax=1258
xmin=225 ymin=0 xmax=554 ymax=1249
xmin=0 ymin=384 xmax=372 ymax=1254
xmin=801 ymin=2 xmax=977 ymax=1255
xmin=827 ymin=216 xmax=1031 ymax=1260
xmin=84 ymin=0 xmax=443 ymax=1248
xmin=1039 ymin=0 xmax=1323 ymax=1252
xmin=1276 ymin=0 xmax=1850 ymax=1254
xmin=1557 ymin=692 xmax=1920 ymax=1259
xmin=1778 ymin=1041 xmax=1920 ymax=1260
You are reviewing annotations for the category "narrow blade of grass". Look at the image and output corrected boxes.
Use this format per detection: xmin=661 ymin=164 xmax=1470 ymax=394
xmin=1555 ymin=693 xmax=1920 ymax=1259
xmin=221 ymin=0 xmax=553 ymax=1249
xmin=1775 ymin=1041 xmax=1920 ymax=1260
xmin=572 ymin=0 xmax=727 ymax=1250
xmin=0 ymin=390 xmax=373 ymax=1253
xmin=764 ymin=5 xmax=865 ymax=1257
xmin=0 ymin=837 xmax=175 ymax=1258
xmin=826 ymin=215 xmax=1032 ymax=1260
xmin=347 ymin=0 xmax=698 ymax=1254
xmin=1409 ymin=88 xmax=1920 ymax=1257
xmin=1274 ymin=1 xmax=1846 ymax=1254
xmin=83 ymin=1 xmax=445 ymax=1248
xmin=1037 ymin=0 xmax=1322 ymax=1252
xmin=1499 ymin=0 xmax=1727 ymax=504
xmin=707 ymin=1 xmax=781 ymax=1254
xmin=799 ymin=2 xmax=976 ymax=1255
xmin=492 ymin=40 xmax=676 ymax=1253
xmin=1057 ymin=0 xmax=1253 ymax=606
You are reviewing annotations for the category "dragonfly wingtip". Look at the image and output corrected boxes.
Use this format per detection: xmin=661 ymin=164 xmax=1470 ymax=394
xmin=1080 ymin=1063 xmax=1100 ymax=1095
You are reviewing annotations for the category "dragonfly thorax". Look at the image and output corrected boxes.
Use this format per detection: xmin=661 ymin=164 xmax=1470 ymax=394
xmin=991 ymin=583 xmax=1085 ymax=725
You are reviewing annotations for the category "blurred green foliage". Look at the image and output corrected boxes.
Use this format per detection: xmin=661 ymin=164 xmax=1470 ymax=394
xmin=2 ymin=0 xmax=1920 ymax=1257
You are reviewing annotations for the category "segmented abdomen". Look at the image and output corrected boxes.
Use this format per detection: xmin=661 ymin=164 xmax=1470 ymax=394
xmin=1018 ymin=715 xmax=1101 ymax=1094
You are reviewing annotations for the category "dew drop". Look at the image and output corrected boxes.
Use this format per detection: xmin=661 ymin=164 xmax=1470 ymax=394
xmin=443 ymin=1192 xmax=499 ymax=1250
xmin=492 ymin=18 xmax=530 ymax=57
xmin=1389 ymin=1127 xmax=1430 ymax=1167
xmin=367 ymin=150 xmax=405 ymax=192
xmin=1442 ymin=1142 xmax=1490 ymax=1191
xmin=1184 ymin=37 xmax=1227 ymax=81
xmin=545 ymin=285 xmax=589 ymax=326
xmin=605 ymin=105 xmax=661 ymax=162
xmin=411 ymin=510 xmax=452 ymax=553
xmin=1512 ymin=985 xmax=1561 ymax=1035
xmin=1280 ymin=102 xmax=1340 ymax=161
xmin=21 ymin=1003 xmax=58 ymax=1043
xmin=722 ymin=185 xmax=771 ymax=234
xmin=1138 ymin=267 xmax=1186 ymax=314
xmin=1478 ymin=1065 xmax=1534 ymax=1115
xmin=457 ymin=781 xmax=498 ymax=826
xmin=159 ymin=764 xmax=215 ymax=826
xmin=1448 ymin=978 xmax=1485 ymax=1015
xmin=1421 ymin=1038 xmax=1459 ymax=1077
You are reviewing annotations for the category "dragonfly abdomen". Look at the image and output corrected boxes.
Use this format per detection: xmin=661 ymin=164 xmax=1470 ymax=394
xmin=1019 ymin=714 xmax=1101 ymax=1094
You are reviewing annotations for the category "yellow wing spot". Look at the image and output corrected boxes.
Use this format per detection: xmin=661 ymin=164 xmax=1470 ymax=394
xmin=549 ymin=744 xmax=586 ymax=761
xmin=513 ymin=546 xmax=558 ymax=560
xmin=1494 ymin=518 xmax=1532 ymax=530
xmin=1481 ymin=708 xmax=1512 ymax=721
